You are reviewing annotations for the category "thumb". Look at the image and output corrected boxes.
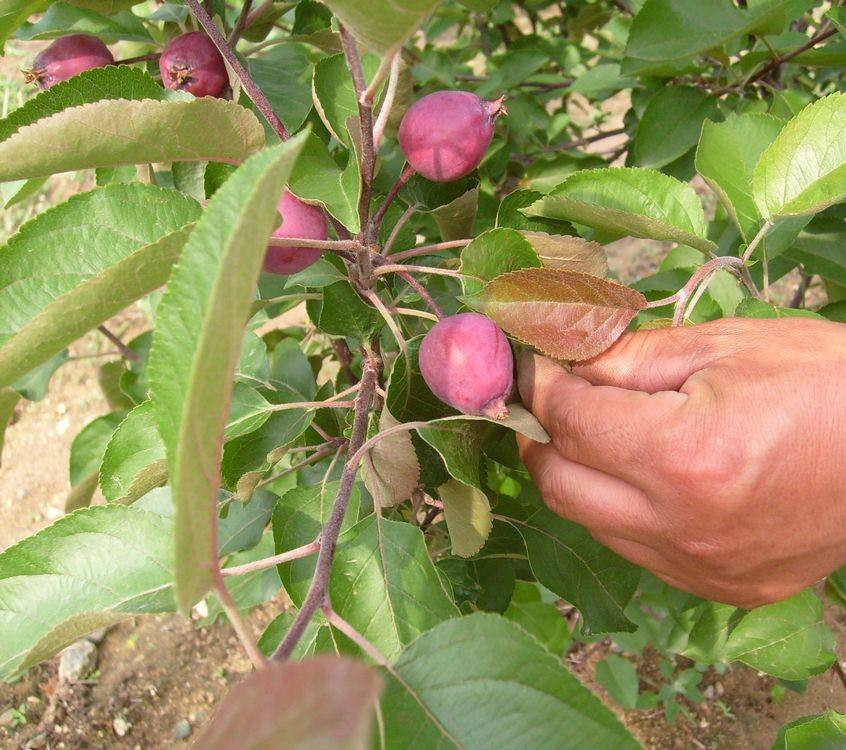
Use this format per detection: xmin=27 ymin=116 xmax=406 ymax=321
xmin=571 ymin=321 xmax=736 ymax=392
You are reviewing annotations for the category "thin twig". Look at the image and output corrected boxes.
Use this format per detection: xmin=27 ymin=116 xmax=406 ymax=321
xmin=361 ymin=289 xmax=409 ymax=356
xmin=743 ymin=24 xmax=836 ymax=88
xmin=222 ymin=540 xmax=320 ymax=577
xmin=228 ymin=0 xmax=253 ymax=45
xmin=388 ymin=239 xmax=471 ymax=263
xmin=322 ymin=604 xmax=392 ymax=668
xmin=374 ymin=264 xmax=466 ymax=279
xmin=419 ymin=505 xmax=441 ymax=531
xmin=833 ymin=659 xmax=846 ymax=693
xmin=267 ymin=399 xmax=355 ymax=413
xmin=273 ymin=357 xmax=379 ymax=660
xmin=97 ymin=325 xmax=139 ymax=361
xmin=383 ymin=202 xmax=419 ymax=255
xmin=555 ymin=126 xmax=627 ymax=152
xmin=339 ymin=24 xmax=377 ymax=244
xmin=331 ymin=339 xmax=356 ymax=384
xmin=396 ymin=271 xmax=444 ymax=319
xmin=372 ymin=52 xmax=401 ymax=149
xmin=255 ymin=442 xmax=343 ymax=489
xmin=741 ymin=220 xmax=773 ymax=264
xmin=212 ymin=569 xmax=266 ymax=669
xmin=371 ymin=165 xmax=416 ymax=232
xmin=115 ymin=52 xmax=160 ymax=66
xmin=789 ymin=269 xmax=811 ymax=308
xmin=184 ymin=0 xmax=289 ymax=141
xmin=392 ymin=307 xmax=439 ymax=322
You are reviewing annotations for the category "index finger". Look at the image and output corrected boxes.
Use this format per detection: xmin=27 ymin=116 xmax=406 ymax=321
xmin=519 ymin=352 xmax=686 ymax=487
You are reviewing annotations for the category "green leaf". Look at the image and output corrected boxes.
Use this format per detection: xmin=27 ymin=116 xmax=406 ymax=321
xmin=381 ymin=613 xmax=641 ymax=749
xmin=725 ymin=590 xmax=836 ymax=679
xmin=288 ymin=132 xmax=360 ymax=232
xmin=829 ymin=7 xmax=846 ymax=41
xmin=633 ymin=86 xmax=720 ymax=169
xmin=99 ymin=401 xmax=166 ymax=502
xmin=148 ymin=133 xmax=307 ymax=613
xmin=14 ymin=2 xmax=152 ymax=41
xmin=317 ymin=281 xmax=382 ymax=340
xmin=244 ymin=42 xmax=313 ymax=138
xmin=459 ymin=228 xmax=541 ymax=296
xmin=0 ymin=503 xmax=175 ymax=680
xmin=595 ymin=655 xmax=640 ymax=709
xmin=329 ymin=515 xmax=459 ymax=659
xmin=69 ymin=411 xmax=125 ymax=485
xmin=526 ymin=168 xmax=715 ymax=254
xmin=0 ymin=0 xmax=45 ymax=51
xmin=498 ymin=490 xmax=639 ymax=634
xmin=258 ymin=610 xmax=335 ymax=659
xmin=753 ymin=93 xmax=846 ymax=218
xmin=503 ymin=581 xmax=571 ymax=656
xmin=0 ymin=66 xmax=165 ymax=143
xmin=696 ymin=113 xmax=784 ymax=241
xmin=320 ymin=0 xmax=442 ymax=53
xmin=773 ymin=710 xmax=846 ymax=750
xmin=312 ymin=52 xmax=379 ymax=146
xmin=431 ymin=184 xmax=479 ymax=242
xmin=194 ymin=656 xmax=382 ymax=750
xmin=678 ymin=601 xmax=739 ymax=663
xmin=0 ymin=184 xmax=200 ymax=389
xmin=624 ymin=0 xmax=784 ymax=63
xmin=734 ymin=298 xmax=823 ymax=319
xmin=0 ymin=387 xmax=20 ymax=466
xmin=0 ymin=98 xmax=265 ymax=182
xmin=785 ymin=229 xmax=846 ymax=285
xmin=217 ymin=490 xmax=277 ymax=557
xmin=440 ymin=478 xmax=493 ymax=557
xmin=12 ymin=350 xmax=67 ymax=401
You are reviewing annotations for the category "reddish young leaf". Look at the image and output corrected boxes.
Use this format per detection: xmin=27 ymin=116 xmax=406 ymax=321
xmin=520 ymin=231 xmax=608 ymax=277
xmin=469 ymin=268 xmax=646 ymax=362
xmin=195 ymin=655 xmax=383 ymax=750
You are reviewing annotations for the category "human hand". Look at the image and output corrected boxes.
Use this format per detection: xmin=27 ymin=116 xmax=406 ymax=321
xmin=517 ymin=317 xmax=846 ymax=608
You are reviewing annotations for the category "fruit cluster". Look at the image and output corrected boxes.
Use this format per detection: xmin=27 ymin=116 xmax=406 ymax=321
xmin=24 ymin=35 xmax=514 ymax=418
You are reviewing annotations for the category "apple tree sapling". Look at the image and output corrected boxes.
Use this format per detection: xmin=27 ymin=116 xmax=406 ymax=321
xmin=25 ymin=34 xmax=114 ymax=89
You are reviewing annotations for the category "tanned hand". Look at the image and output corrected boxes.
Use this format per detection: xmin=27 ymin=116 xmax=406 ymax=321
xmin=517 ymin=317 xmax=846 ymax=609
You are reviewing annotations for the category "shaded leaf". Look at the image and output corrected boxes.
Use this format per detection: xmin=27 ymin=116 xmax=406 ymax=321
xmin=459 ymin=227 xmax=541 ymax=296
xmin=321 ymin=0 xmax=442 ymax=53
xmin=624 ymin=0 xmax=784 ymax=62
xmin=466 ymin=268 xmax=646 ymax=362
xmin=772 ymin=710 xmax=846 ymax=750
xmin=634 ymin=86 xmax=720 ymax=169
xmin=595 ymin=655 xmax=640 ymax=709
xmin=503 ymin=581 xmax=570 ymax=656
xmin=0 ymin=387 xmax=20 ymax=466
xmin=14 ymin=2 xmax=152 ymax=42
xmin=69 ymin=411 xmax=125 ymax=485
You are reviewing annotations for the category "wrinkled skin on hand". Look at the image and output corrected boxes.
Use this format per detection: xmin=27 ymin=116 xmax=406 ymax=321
xmin=398 ymin=91 xmax=503 ymax=182
xmin=159 ymin=32 xmax=228 ymax=98
xmin=419 ymin=312 xmax=514 ymax=419
xmin=28 ymin=34 xmax=114 ymax=89
xmin=518 ymin=318 xmax=846 ymax=609
xmin=263 ymin=189 xmax=327 ymax=275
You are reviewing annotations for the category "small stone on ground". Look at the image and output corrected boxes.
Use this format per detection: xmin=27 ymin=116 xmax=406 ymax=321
xmin=172 ymin=719 xmax=191 ymax=740
xmin=58 ymin=640 xmax=97 ymax=682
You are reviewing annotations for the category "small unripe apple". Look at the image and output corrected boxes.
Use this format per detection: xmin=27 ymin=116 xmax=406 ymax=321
xmin=398 ymin=91 xmax=504 ymax=182
xmin=26 ymin=34 xmax=114 ymax=89
xmin=419 ymin=312 xmax=514 ymax=419
xmin=159 ymin=32 xmax=228 ymax=98
xmin=263 ymin=190 xmax=327 ymax=275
